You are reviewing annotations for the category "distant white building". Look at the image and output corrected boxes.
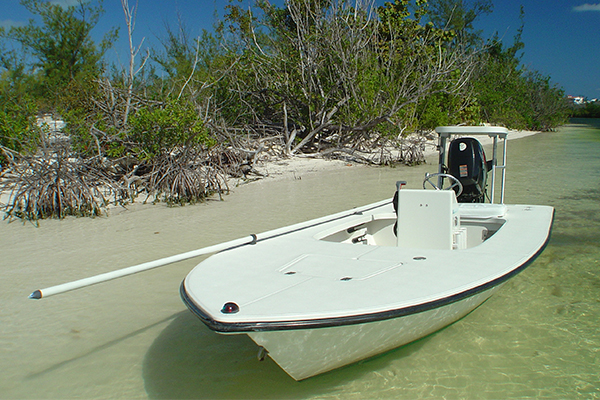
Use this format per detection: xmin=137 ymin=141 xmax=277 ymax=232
xmin=567 ymin=95 xmax=585 ymax=105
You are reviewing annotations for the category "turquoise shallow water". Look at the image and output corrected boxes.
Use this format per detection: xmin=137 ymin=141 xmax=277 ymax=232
xmin=1 ymin=121 xmax=599 ymax=399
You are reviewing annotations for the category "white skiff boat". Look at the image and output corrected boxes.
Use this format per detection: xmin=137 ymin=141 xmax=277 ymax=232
xmin=180 ymin=126 xmax=554 ymax=380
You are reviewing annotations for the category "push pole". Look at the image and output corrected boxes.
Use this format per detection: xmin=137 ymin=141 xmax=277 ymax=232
xmin=28 ymin=235 xmax=258 ymax=299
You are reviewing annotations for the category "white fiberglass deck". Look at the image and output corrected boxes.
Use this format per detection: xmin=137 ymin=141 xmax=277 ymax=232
xmin=182 ymin=199 xmax=553 ymax=329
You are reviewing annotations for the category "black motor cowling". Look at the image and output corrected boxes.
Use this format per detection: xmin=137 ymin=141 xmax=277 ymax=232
xmin=447 ymin=137 xmax=491 ymax=203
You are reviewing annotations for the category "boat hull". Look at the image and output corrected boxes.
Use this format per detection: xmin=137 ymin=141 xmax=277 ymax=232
xmin=180 ymin=127 xmax=555 ymax=380
xmin=180 ymin=197 xmax=554 ymax=380
xmin=246 ymin=286 xmax=500 ymax=380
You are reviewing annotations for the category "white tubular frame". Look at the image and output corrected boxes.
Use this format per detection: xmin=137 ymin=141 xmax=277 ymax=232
xmin=435 ymin=126 xmax=508 ymax=204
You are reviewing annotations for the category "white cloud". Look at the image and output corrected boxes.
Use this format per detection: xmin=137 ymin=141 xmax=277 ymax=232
xmin=573 ymin=3 xmax=600 ymax=12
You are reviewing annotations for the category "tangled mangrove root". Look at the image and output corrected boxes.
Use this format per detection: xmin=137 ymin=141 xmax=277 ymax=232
xmin=147 ymin=150 xmax=228 ymax=205
xmin=0 ymin=147 xmax=120 ymax=220
xmin=0 ymin=144 xmax=237 ymax=220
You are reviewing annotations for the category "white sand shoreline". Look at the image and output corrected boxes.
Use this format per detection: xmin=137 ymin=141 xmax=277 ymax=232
xmin=0 ymin=129 xmax=540 ymax=214
xmin=247 ymin=129 xmax=540 ymax=183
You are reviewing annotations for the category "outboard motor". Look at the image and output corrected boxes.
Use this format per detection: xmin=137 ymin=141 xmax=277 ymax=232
xmin=447 ymin=137 xmax=490 ymax=203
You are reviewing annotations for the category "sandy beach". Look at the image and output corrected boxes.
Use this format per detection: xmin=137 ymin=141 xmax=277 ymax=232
xmin=247 ymin=129 xmax=540 ymax=184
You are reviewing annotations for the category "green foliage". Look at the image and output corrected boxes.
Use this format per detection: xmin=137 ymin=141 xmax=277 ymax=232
xmin=216 ymin=0 xmax=478 ymax=154
xmin=0 ymin=50 xmax=39 ymax=161
xmin=520 ymin=71 xmax=569 ymax=130
xmin=0 ymin=0 xmax=574 ymax=219
xmin=126 ymin=100 xmax=214 ymax=159
xmin=571 ymin=102 xmax=600 ymax=118
xmin=416 ymin=93 xmax=461 ymax=130
xmin=426 ymin=0 xmax=493 ymax=46
xmin=0 ymin=93 xmax=38 ymax=161
xmin=0 ymin=0 xmax=118 ymax=106
xmin=474 ymin=43 xmax=567 ymax=131
xmin=0 ymin=0 xmax=570 ymax=166
xmin=153 ymin=24 xmax=218 ymax=84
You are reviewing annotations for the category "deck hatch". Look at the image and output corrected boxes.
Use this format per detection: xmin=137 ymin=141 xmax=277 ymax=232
xmin=279 ymin=254 xmax=402 ymax=281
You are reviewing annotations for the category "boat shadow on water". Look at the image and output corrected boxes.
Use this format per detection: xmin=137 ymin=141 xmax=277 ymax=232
xmin=142 ymin=311 xmax=436 ymax=399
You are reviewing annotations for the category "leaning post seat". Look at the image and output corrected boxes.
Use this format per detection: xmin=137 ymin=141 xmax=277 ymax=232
xmin=396 ymin=189 xmax=464 ymax=250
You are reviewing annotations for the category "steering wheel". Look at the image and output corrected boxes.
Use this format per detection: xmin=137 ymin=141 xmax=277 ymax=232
xmin=422 ymin=172 xmax=463 ymax=197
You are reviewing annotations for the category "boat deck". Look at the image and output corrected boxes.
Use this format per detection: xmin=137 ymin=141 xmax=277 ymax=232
xmin=182 ymin=200 xmax=554 ymax=332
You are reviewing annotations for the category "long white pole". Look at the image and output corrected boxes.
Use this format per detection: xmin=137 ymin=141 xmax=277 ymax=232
xmin=28 ymin=198 xmax=391 ymax=300
xmin=28 ymin=234 xmax=257 ymax=299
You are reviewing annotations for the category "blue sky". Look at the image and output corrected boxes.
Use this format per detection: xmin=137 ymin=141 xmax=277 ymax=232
xmin=2 ymin=0 xmax=599 ymax=99
xmin=474 ymin=1 xmax=600 ymax=99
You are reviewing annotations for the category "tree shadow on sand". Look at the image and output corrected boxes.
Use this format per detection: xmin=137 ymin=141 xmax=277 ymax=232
xmin=142 ymin=312 xmax=434 ymax=399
